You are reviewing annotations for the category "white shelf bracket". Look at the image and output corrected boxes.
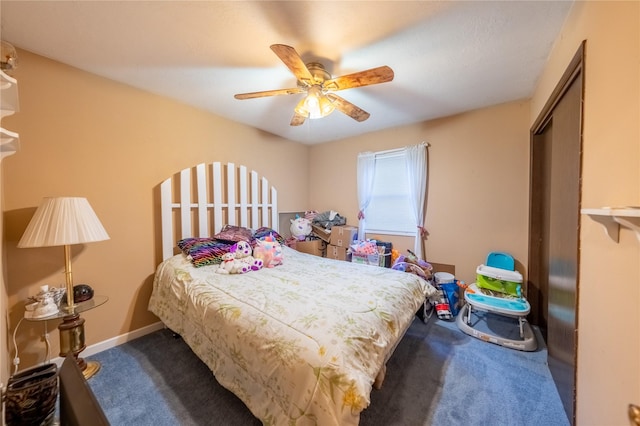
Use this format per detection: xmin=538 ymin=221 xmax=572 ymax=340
xmin=586 ymin=213 xmax=620 ymax=242
xmin=613 ymin=216 xmax=640 ymax=243
xmin=582 ymin=208 xmax=640 ymax=243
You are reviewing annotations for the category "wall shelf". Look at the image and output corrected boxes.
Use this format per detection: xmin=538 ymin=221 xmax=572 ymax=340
xmin=581 ymin=207 xmax=640 ymax=242
xmin=0 ymin=69 xmax=19 ymax=160
xmin=0 ymin=127 xmax=20 ymax=159
xmin=0 ymin=70 xmax=19 ymax=118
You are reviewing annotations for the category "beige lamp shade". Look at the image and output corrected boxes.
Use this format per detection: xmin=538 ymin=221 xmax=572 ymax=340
xmin=18 ymin=197 xmax=110 ymax=248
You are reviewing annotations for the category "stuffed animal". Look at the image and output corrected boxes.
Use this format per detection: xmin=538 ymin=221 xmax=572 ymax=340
xmin=392 ymin=251 xmax=433 ymax=280
xmin=253 ymin=235 xmax=283 ymax=268
xmin=290 ymin=216 xmax=312 ymax=241
xmin=391 ymin=249 xmax=401 ymax=266
xmin=216 ymin=252 xmax=250 ymax=274
xmin=234 ymin=240 xmax=263 ymax=271
xmin=392 ymin=261 xmax=429 ymax=280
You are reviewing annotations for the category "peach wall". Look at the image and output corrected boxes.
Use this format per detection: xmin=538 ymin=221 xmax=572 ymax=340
xmin=309 ymin=101 xmax=531 ymax=285
xmin=531 ymin=1 xmax=640 ymax=424
xmin=2 ymin=3 xmax=638 ymax=423
xmin=2 ymin=50 xmax=310 ymax=369
xmin=1 ymin=172 xmax=8 ymax=382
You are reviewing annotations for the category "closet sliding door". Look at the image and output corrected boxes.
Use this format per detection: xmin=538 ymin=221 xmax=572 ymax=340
xmin=528 ymin=42 xmax=584 ymax=425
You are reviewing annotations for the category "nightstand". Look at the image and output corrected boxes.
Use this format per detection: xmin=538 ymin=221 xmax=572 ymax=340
xmin=24 ymin=295 xmax=108 ymax=379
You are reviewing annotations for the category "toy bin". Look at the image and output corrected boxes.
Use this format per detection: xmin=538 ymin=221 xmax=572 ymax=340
xmin=351 ymin=252 xmax=380 ymax=266
xmin=476 ymin=265 xmax=522 ymax=297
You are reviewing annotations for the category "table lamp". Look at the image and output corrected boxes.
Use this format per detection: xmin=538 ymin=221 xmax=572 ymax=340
xmin=18 ymin=197 xmax=109 ymax=378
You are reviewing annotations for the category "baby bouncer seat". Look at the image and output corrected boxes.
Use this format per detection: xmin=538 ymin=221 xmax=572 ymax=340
xmin=456 ymin=252 xmax=537 ymax=351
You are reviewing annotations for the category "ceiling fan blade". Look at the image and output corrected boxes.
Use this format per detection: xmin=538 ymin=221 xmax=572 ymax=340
xmin=290 ymin=112 xmax=306 ymax=126
xmin=234 ymin=87 xmax=305 ymax=100
xmin=270 ymin=44 xmax=314 ymax=86
xmin=323 ymin=66 xmax=394 ymax=91
xmin=325 ymin=94 xmax=370 ymax=122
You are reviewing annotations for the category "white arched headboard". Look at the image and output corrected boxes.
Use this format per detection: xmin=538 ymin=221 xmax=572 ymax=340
xmin=160 ymin=162 xmax=278 ymax=260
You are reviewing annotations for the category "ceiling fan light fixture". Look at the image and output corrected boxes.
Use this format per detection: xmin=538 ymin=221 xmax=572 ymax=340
xmin=234 ymin=44 xmax=393 ymax=124
xmin=0 ymin=41 xmax=18 ymax=71
xmin=295 ymin=86 xmax=334 ymax=119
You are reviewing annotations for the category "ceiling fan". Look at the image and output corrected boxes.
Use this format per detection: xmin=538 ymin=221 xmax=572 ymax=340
xmin=234 ymin=44 xmax=394 ymax=126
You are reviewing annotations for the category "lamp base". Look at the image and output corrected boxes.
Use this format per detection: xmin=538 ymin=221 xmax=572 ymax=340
xmin=82 ymin=360 xmax=101 ymax=379
xmin=58 ymin=313 xmax=100 ymax=380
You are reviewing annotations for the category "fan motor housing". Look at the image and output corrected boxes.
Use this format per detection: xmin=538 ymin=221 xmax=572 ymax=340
xmin=303 ymin=62 xmax=331 ymax=85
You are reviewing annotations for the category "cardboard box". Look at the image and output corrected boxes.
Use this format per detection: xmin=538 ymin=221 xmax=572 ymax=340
xmin=311 ymin=224 xmax=332 ymax=243
xmin=295 ymin=239 xmax=326 ymax=257
xmin=329 ymin=225 xmax=358 ymax=248
xmin=430 ymin=262 xmax=455 ymax=275
xmin=326 ymin=244 xmax=351 ymax=261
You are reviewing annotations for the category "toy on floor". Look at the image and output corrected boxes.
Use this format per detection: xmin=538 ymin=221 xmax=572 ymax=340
xmin=456 ymin=251 xmax=537 ymax=351
xmin=432 ymin=272 xmax=461 ymax=320
xmin=391 ymin=250 xmax=433 ymax=280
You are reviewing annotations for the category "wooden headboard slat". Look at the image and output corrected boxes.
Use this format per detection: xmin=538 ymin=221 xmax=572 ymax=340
xmin=250 ymin=171 xmax=259 ymax=230
xmin=179 ymin=168 xmax=192 ymax=241
xmin=261 ymin=177 xmax=269 ymax=227
xmin=226 ymin=163 xmax=237 ymax=226
xmin=212 ymin=162 xmax=224 ymax=231
xmin=160 ymin=178 xmax=173 ymax=260
xmin=196 ymin=163 xmax=208 ymax=237
xmin=160 ymin=162 xmax=278 ymax=261
xmin=239 ymin=165 xmax=248 ymax=228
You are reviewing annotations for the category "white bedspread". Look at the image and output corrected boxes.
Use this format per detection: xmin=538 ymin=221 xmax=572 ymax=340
xmin=148 ymin=246 xmax=435 ymax=425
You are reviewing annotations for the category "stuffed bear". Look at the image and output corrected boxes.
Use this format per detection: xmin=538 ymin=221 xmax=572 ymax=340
xmin=290 ymin=216 xmax=312 ymax=241
xmin=234 ymin=240 xmax=263 ymax=271
xmin=216 ymin=252 xmax=250 ymax=274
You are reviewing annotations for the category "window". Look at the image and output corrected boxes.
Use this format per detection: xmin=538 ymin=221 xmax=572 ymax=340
xmin=357 ymin=143 xmax=428 ymax=258
xmin=363 ymin=151 xmax=416 ymax=236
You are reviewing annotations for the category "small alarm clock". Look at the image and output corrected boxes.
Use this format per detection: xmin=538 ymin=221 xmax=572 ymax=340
xmin=62 ymin=284 xmax=94 ymax=304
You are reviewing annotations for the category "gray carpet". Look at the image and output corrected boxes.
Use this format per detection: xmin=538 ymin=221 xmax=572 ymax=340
xmin=87 ymin=314 xmax=569 ymax=425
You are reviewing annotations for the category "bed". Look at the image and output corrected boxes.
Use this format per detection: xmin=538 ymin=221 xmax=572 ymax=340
xmin=148 ymin=162 xmax=435 ymax=425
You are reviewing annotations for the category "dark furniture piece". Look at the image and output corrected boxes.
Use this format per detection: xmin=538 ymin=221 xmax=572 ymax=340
xmin=59 ymin=353 xmax=109 ymax=425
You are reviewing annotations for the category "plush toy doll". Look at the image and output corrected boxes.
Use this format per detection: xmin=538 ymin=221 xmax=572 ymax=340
xmin=234 ymin=241 xmax=263 ymax=271
xmin=253 ymin=235 xmax=283 ymax=268
xmin=290 ymin=216 xmax=312 ymax=241
xmin=216 ymin=252 xmax=250 ymax=274
xmin=391 ymin=249 xmax=401 ymax=266
xmin=391 ymin=251 xmax=433 ymax=280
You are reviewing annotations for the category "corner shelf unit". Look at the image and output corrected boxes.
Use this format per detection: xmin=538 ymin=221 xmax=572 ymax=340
xmin=0 ymin=127 xmax=19 ymax=160
xmin=581 ymin=207 xmax=640 ymax=242
xmin=1 ymin=69 xmax=20 ymax=159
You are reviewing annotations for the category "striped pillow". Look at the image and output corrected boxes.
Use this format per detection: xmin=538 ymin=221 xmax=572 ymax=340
xmin=177 ymin=238 xmax=233 ymax=267
xmin=213 ymin=225 xmax=254 ymax=243
xmin=253 ymin=227 xmax=285 ymax=245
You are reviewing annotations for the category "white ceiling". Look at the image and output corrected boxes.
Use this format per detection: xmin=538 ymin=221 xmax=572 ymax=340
xmin=0 ymin=1 xmax=573 ymax=145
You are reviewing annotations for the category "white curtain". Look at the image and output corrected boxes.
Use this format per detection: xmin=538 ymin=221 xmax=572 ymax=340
xmin=404 ymin=143 xmax=428 ymax=258
xmin=356 ymin=152 xmax=376 ymax=240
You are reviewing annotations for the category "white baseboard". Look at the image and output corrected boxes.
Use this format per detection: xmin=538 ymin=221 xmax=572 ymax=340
xmin=51 ymin=321 xmax=165 ymax=367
